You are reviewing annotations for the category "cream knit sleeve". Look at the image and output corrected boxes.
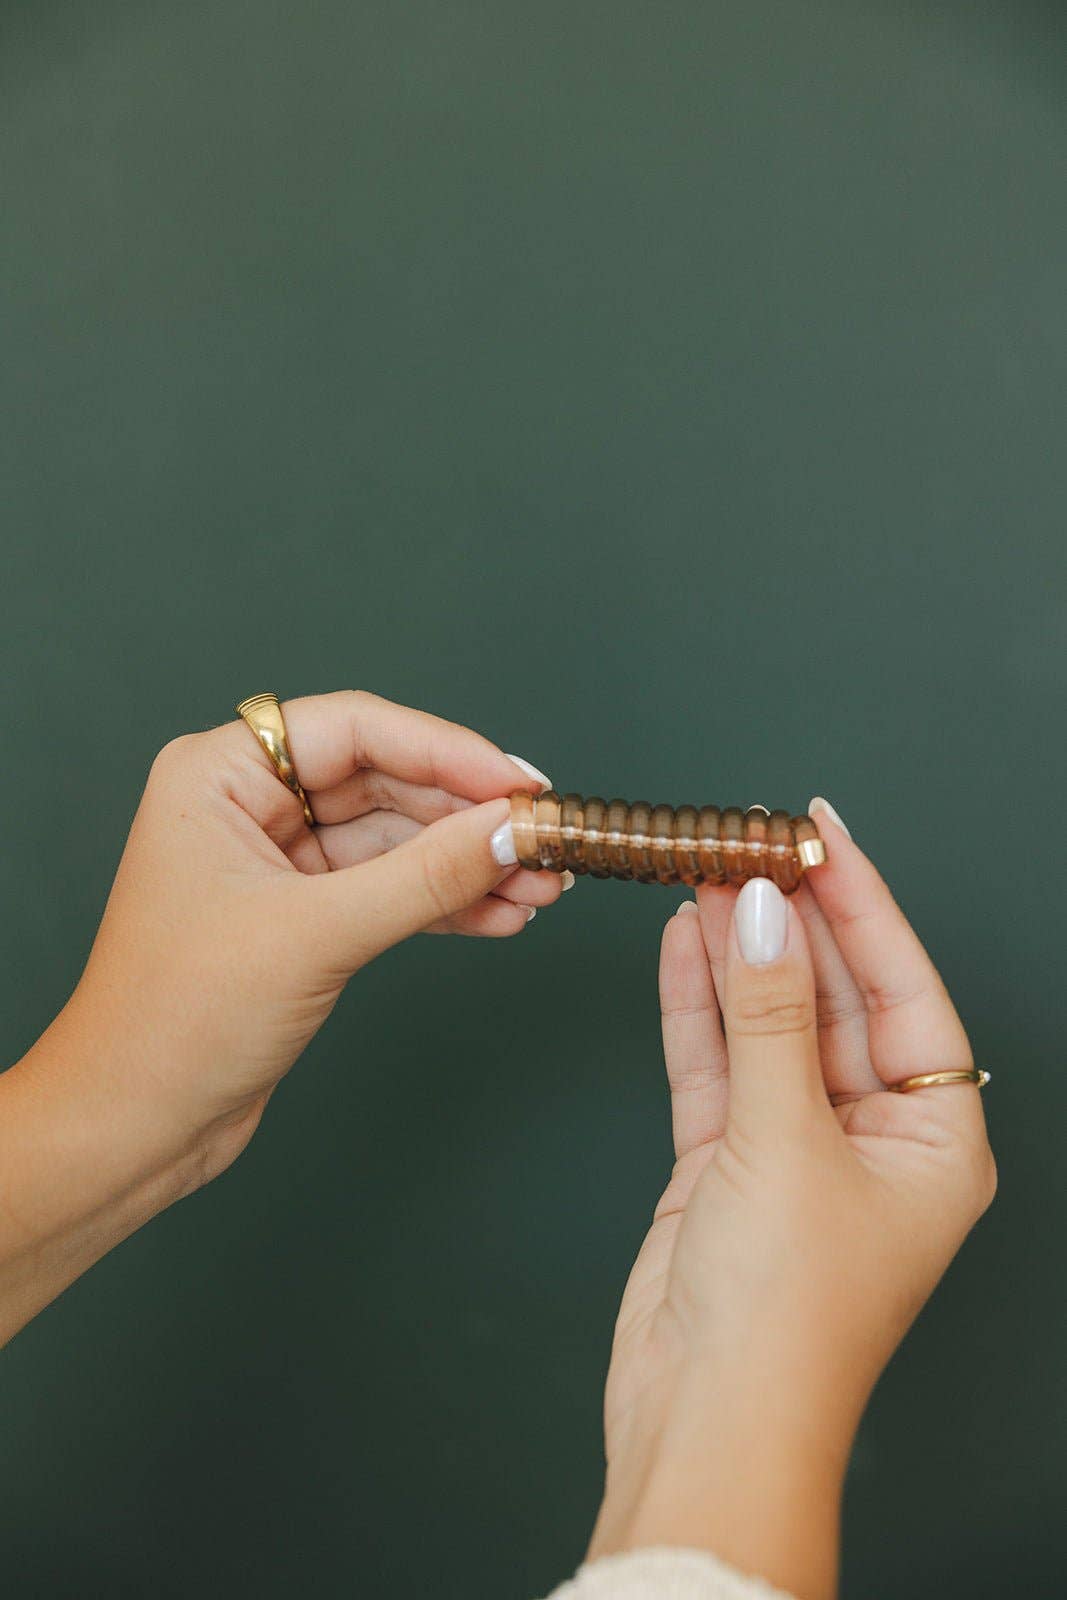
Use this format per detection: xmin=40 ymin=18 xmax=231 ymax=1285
xmin=541 ymin=1548 xmax=795 ymax=1600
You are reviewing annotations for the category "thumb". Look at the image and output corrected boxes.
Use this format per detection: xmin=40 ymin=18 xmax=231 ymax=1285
xmin=308 ymin=797 xmax=517 ymax=969
xmin=721 ymin=878 xmax=828 ymax=1140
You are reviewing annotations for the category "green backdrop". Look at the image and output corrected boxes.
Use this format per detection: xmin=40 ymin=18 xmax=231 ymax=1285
xmin=3 ymin=2 xmax=1064 ymax=1595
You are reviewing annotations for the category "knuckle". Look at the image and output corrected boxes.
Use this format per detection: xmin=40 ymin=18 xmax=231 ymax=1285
xmin=337 ymin=688 xmax=378 ymax=743
xmin=730 ymin=992 xmax=816 ymax=1038
xmin=149 ymin=733 xmax=200 ymax=781
xmin=814 ymin=985 xmax=865 ymax=1028
xmin=971 ymin=1146 xmax=998 ymax=1214
xmin=864 ymin=982 xmax=926 ymax=1018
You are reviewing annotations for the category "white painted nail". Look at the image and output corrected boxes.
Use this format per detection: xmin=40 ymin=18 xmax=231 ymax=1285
xmin=524 ymin=905 xmax=537 ymax=923
xmin=735 ymin=878 xmax=787 ymax=965
xmin=560 ymin=869 xmax=576 ymax=892
xmin=747 ymin=803 xmax=769 ymax=815
xmin=505 ymin=754 xmax=552 ymax=792
xmin=809 ymin=796 xmax=852 ymax=840
xmin=490 ymin=820 xmax=518 ymax=867
xmin=676 ymin=899 xmax=698 ymax=916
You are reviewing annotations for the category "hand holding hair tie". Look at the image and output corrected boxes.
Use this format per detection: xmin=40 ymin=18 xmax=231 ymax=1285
xmin=588 ymin=799 xmax=996 ymax=1600
xmin=0 ymin=690 xmax=564 ymax=1343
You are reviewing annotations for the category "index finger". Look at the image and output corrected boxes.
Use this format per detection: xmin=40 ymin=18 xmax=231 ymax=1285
xmin=805 ymin=798 xmax=973 ymax=1086
xmin=660 ymin=902 xmax=730 ymax=1160
xmin=241 ymin=690 xmax=548 ymax=802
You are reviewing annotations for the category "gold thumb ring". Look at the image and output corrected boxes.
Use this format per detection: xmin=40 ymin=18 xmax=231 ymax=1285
xmin=888 ymin=1068 xmax=991 ymax=1094
xmin=235 ymin=693 xmax=315 ymax=828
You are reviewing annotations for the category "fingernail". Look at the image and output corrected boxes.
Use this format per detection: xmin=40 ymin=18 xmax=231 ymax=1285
xmin=505 ymin=754 xmax=552 ymax=792
xmin=747 ymin=803 xmax=769 ymax=815
xmin=735 ymin=878 xmax=787 ymax=965
xmin=809 ymin=796 xmax=851 ymax=840
xmin=490 ymin=820 xmax=518 ymax=867
xmin=560 ymin=869 xmax=576 ymax=892
xmin=676 ymin=899 xmax=698 ymax=916
xmin=524 ymin=905 xmax=537 ymax=924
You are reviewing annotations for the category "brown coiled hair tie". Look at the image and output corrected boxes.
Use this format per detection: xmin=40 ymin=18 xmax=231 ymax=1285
xmin=509 ymin=794 xmax=826 ymax=893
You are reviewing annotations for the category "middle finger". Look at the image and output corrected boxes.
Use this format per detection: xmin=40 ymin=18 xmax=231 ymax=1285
xmin=791 ymin=882 xmax=881 ymax=1100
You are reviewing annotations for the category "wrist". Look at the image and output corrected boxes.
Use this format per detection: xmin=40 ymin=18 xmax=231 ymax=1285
xmin=50 ymin=969 xmax=264 ymax=1175
xmin=590 ymin=1355 xmax=858 ymax=1600
xmin=0 ymin=987 xmax=253 ymax=1345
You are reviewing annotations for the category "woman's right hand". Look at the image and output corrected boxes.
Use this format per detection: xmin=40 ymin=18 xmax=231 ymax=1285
xmin=588 ymin=801 xmax=996 ymax=1599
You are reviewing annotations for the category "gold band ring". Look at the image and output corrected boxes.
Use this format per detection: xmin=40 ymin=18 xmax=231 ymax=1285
xmin=888 ymin=1068 xmax=991 ymax=1094
xmin=235 ymin=693 xmax=315 ymax=828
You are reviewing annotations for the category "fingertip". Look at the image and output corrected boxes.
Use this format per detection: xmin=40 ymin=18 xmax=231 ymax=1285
xmin=451 ymin=896 xmax=535 ymax=938
xmin=660 ymin=893 xmax=715 ymax=1002
xmin=487 ymin=898 xmax=538 ymax=937
xmin=724 ymin=881 xmax=816 ymax=997
xmin=662 ymin=897 xmax=699 ymax=952
xmin=503 ymin=753 xmax=553 ymax=793
xmin=803 ymin=797 xmax=888 ymax=920
xmin=664 ymin=898 xmax=704 ymax=957
xmin=492 ymin=866 xmax=562 ymax=908
xmin=809 ymin=795 xmax=852 ymax=842
xmin=490 ymin=817 xmax=518 ymax=867
xmin=733 ymin=878 xmax=788 ymax=966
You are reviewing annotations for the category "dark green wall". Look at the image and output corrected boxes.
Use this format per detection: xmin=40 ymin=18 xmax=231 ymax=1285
xmin=2 ymin=2 xmax=1064 ymax=1595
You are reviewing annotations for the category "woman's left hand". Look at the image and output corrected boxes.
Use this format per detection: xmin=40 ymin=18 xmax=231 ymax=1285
xmin=1 ymin=690 xmax=560 ymax=1341
xmin=73 ymin=689 xmax=561 ymax=1156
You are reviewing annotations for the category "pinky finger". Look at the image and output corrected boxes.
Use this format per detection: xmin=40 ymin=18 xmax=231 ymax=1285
xmin=492 ymin=866 xmax=565 ymax=909
xmin=425 ymin=895 xmax=537 ymax=938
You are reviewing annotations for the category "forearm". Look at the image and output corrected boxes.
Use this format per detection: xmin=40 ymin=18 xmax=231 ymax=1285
xmin=0 ymin=990 xmax=211 ymax=1346
xmin=589 ymin=1360 xmax=856 ymax=1600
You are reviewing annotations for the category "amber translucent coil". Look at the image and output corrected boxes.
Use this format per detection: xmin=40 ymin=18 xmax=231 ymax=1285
xmin=509 ymin=793 xmax=826 ymax=893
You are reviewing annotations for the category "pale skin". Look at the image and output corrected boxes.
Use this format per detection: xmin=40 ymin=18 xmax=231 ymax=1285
xmin=0 ymin=691 xmax=564 ymax=1341
xmin=588 ymin=807 xmax=996 ymax=1597
xmin=0 ymin=691 xmax=995 ymax=1598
